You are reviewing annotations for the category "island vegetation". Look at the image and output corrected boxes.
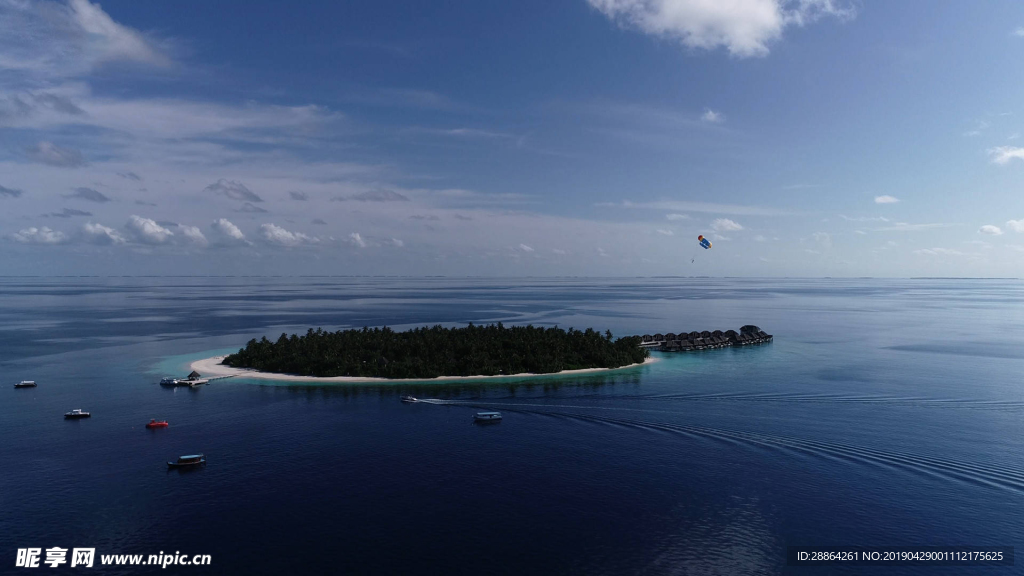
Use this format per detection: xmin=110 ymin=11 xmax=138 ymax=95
xmin=223 ymin=323 xmax=649 ymax=379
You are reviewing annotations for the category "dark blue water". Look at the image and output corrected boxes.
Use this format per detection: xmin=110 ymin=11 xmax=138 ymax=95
xmin=1 ymin=278 xmax=1022 ymax=574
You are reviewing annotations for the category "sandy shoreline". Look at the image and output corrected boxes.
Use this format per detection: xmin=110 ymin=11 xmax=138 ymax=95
xmin=190 ymin=355 xmax=658 ymax=384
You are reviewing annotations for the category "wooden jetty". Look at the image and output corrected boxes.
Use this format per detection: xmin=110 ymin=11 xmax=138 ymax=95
xmin=635 ymin=325 xmax=772 ymax=352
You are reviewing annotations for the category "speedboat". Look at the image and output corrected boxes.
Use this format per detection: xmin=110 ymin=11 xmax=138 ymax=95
xmin=400 ymin=395 xmax=418 ymax=403
xmin=64 ymin=409 xmax=91 ymax=419
xmin=473 ymin=411 xmax=502 ymax=423
xmin=14 ymin=380 xmax=36 ymax=388
xmin=145 ymin=419 xmax=169 ymax=428
xmin=168 ymin=454 xmax=206 ymax=468
xmin=159 ymin=377 xmax=178 ymax=386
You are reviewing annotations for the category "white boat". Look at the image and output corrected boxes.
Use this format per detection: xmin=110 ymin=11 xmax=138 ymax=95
xmin=14 ymin=380 xmax=37 ymax=388
xmin=400 ymin=395 xmax=418 ymax=403
xmin=65 ymin=409 xmax=91 ymax=419
xmin=473 ymin=411 xmax=502 ymax=422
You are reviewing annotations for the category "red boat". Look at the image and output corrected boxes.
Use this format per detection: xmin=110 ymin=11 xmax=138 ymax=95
xmin=145 ymin=419 xmax=169 ymax=429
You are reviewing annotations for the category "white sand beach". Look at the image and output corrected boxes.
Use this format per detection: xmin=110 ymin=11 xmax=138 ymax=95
xmin=190 ymin=354 xmax=658 ymax=384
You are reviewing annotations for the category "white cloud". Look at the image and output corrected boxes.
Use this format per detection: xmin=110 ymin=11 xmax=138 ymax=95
xmin=1014 ymin=27 xmax=1024 ymax=37
xmin=586 ymin=0 xmax=854 ymax=57
xmin=25 ymin=141 xmax=86 ymax=167
xmin=874 ymin=222 xmax=957 ymax=232
xmin=1006 ymin=219 xmax=1024 ymax=233
xmin=67 ymin=0 xmax=170 ymax=66
xmin=178 ymin=225 xmax=208 ymax=247
xmin=874 ymin=195 xmax=899 ymax=204
xmin=854 ymin=230 xmax=867 ymax=235
xmin=597 ymin=247 xmax=609 ymax=257
xmin=204 ymin=179 xmax=263 ymax=202
xmin=260 ymin=223 xmax=317 ymax=247
xmin=656 ymin=229 xmax=674 ymax=236
xmin=125 ymin=215 xmax=174 ymax=244
xmin=210 ymin=218 xmax=248 ymax=245
xmin=391 ymin=238 xmax=404 ymax=248
xmin=700 ymin=108 xmax=723 ymax=123
xmin=81 ymin=222 xmax=126 ymax=245
xmin=979 ymin=225 xmax=1003 ymax=236
xmin=665 ymin=213 xmax=689 ymax=221
xmin=914 ymin=248 xmax=964 ymax=257
xmin=10 ymin=226 xmax=67 ymax=245
xmin=962 ymin=120 xmax=989 ymax=137
xmin=0 ymin=0 xmax=170 ymax=77
xmin=519 ymin=243 xmax=535 ymax=252
xmin=599 ymin=199 xmax=791 ymax=216
xmin=552 ymin=248 xmax=568 ymax=255
xmin=812 ymin=232 xmax=831 ymax=248
xmin=349 ymin=232 xmax=367 ymax=248
xmin=840 ymin=215 xmax=889 ymax=222
xmin=65 ymin=187 xmax=110 ymax=202
xmin=346 ymin=189 xmax=411 ymax=202
xmin=753 ymin=234 xmax=766 ymax=242
xmin=711 ymin=218 xmax=743 ymax=232
xmin=989 ymin=146 xmax=1024 ymax=165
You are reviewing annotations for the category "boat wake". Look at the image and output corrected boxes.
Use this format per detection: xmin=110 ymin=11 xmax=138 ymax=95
xmin=442 ymin=393 xmax=1024 ymax=411
xmin=632 ymin=393 xmax=1024 ymax=411
xmin=414 ymin=399 xmax=1024 ymax=493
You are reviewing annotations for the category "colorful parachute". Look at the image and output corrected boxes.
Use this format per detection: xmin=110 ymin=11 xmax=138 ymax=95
xmin=698 ymin=235 xmax=711 ymax=250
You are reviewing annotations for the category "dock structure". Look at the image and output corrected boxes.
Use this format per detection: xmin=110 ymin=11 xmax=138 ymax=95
xmin=634 ymin=325 xmax=772 ymax=352
xmin=160 ymin=372 xmax=234 ymax=387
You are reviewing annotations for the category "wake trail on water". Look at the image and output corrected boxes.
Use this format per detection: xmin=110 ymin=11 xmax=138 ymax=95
xmin=453 ymin=393 xmax=1024 ymax=411
xmin=416 ymin=399 xmax=1024 ymax=493
xmin=637 ymin=393 xmax=1024 ymax=410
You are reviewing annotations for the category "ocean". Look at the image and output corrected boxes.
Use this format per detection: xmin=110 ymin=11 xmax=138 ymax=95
xmin=1 ymin=277 xmax=1022 ymax=574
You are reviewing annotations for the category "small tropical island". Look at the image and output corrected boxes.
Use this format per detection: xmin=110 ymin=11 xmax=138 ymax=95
xmin=220 ymin=323 xmax=650 ymax=379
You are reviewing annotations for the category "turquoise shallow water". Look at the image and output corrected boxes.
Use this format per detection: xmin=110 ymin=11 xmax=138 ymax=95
xmin=1 ymin=277 xmax=1022 ymax=574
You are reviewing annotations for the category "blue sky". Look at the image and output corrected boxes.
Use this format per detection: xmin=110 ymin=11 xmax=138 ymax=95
xmin=2 ymin=0 xmax=1023 ymax=276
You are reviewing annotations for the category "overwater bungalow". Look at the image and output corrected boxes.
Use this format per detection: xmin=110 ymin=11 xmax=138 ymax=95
xmin=635 ymin=325 xmax=772 ymax=353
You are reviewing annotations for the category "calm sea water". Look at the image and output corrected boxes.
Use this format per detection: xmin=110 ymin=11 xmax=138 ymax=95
xmin=1 ymin=277 xmax=1022 ymax=575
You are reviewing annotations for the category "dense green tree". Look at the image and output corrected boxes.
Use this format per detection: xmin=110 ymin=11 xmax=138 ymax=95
xmin=223 ymin=324 xmax=649 ymax=378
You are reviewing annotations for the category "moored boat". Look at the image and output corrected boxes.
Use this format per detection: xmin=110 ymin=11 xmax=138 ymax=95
xmin=64 ymin=409 xmax=90 ymax=419
xmin=14 ymin=380 xmax=37 ymax=388
xmin=145 ymin=419 xmax=169 ymax=428
xmin=168 ymin=454 xmax=206 ymax=468
xmin=473 ymin=411 xmax=502 ymax=422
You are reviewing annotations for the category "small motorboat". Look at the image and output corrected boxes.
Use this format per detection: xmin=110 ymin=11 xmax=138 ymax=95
xmin=64 ymin=409 xmax=91 ymax=419
xmin=168 ymin=454 xmax=206 ymax=468
xmin=473 ymin=411 xmax=502 ymax=423
xmin=159 ymin=377 xmax=178 ymax=386
xmin=14 ymin=380 xmax=37 ymax=388
xmin=145 ymin=419 xmax=169 ymax=429
xmin=400 ymin=395 xmax=418 ymax=403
